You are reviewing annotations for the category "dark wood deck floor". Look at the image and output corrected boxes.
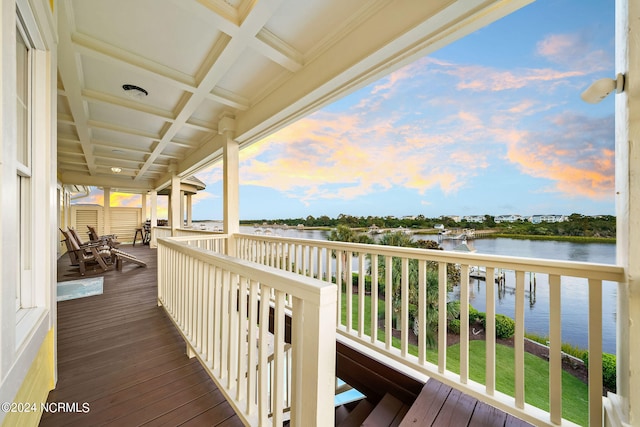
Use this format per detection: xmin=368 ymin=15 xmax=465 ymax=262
xmin=40 ymin=244 xmax=243 ymax=427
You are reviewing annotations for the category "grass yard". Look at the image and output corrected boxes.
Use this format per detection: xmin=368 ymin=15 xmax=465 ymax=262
xmin=339 ymin=291 xmax=589 ymax=426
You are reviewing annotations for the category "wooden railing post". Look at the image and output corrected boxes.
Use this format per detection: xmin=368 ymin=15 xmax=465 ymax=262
xmin=290 ymin=290 xmax=336 ymax=426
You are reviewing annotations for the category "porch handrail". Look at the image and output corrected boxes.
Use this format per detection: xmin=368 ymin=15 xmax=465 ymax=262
xmin=156 ymin=236 xmax=337 ymax=426
xmin=232 ymin=232 xmax=625 ymax=427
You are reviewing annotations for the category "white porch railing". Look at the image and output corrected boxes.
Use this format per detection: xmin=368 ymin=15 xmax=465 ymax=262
xmin=157 ymin=235 xmax=337 ymax=426
xmin=231 ymin=233 xmax=625 ymax=427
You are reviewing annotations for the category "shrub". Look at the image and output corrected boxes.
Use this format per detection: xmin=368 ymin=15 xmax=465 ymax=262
xmin=447 ymin=301 xmax=460 ymax=321
xmin=351 ymin=273 xmax=372 ymax=293
xmin=584 ymin=352 xmax=617 ymax=391
xmin=482 ymin=314 xmax=515 ymax=339
xmin=448 ymin=319 xmax=460 ymax=334
xmin=469 ymin=305 xmax=483 ymax=324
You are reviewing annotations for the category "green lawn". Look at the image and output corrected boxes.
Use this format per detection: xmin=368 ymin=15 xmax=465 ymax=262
xmin=339 ymin=291 xmax=589 ymax=426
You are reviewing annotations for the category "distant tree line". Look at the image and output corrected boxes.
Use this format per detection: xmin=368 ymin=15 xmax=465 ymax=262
xmin=241 ymin=213 xmax=616 ymax=238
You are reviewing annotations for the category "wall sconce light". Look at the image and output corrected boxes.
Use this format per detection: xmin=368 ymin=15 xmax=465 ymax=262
xmin=580 ymin=73 xmax=625 ymax=104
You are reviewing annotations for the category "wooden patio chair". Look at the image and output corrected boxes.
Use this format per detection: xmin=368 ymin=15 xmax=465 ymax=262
xmin=60 ymin=228 xmax=114 ymax=275
xmin=87 ymin=225 xmax=120 ymax=248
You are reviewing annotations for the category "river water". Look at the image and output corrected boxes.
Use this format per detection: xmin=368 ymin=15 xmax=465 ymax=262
xmin=212 ymin=224 xmax=618 ymax=354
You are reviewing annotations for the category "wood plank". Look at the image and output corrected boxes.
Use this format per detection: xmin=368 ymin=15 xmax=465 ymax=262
xmin=363 ymin=393 xmax=405 ymax=426
xmin=399 ymin=380 xmax=450 ymax=426
xmin=468 ymin=401 xmax=507 ymax=427
xmin=339 ymin=399 xmax=375 ymax=427
xmin=432 ymin=388 xmax=476 ymax=426
xmin=505 ymin=414 xmax=534 ymax=427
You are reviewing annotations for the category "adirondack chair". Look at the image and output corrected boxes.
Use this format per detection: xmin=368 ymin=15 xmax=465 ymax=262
xmin=60 ymin=228 xmax=114 ymax=275
xmin=87 ymin=225 xmax=120 ymax=248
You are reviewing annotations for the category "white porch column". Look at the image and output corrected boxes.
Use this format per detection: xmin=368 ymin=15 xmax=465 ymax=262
xmin=103 ymin=187 xmax=111 ymax=234
xmin=186 ymin=194 xmax=192 ymax=227
xmin=607 ymin=1 xmax=640 ymax=425
xmin=141 ymin=192 xmax=148 ymax=221
xmin=220 ymin=114 xmax=239 ymax=255
xmin=180 ymin=190 xmax=185 ymax=227
xmin=150 ymin=190 xmax=158 ymax=248
xmin=170 ymin=174 xmax=181 ymax=235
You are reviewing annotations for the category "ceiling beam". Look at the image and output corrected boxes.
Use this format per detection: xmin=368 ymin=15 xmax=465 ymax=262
xmin=82 ymin=88 xmax=176 ymax=121
xmin=57 ymin=0 xmax=98 ymax=175
xmin=137 ymin=0 xmax=286 ymax=181
xmin=72 ymin=32 xmax=197 ymax=92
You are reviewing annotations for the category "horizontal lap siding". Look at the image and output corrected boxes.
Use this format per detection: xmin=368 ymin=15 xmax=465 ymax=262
xmin=110 ymin=208 xmax=141 ymax=243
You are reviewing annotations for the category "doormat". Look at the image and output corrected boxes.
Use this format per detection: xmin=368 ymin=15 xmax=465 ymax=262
xmin=57 ymin=276 xmax=104 ymax=301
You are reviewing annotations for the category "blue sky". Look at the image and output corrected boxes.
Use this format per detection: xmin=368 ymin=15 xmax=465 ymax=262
xmin=85 ymin=0 xmax=617 ymax=221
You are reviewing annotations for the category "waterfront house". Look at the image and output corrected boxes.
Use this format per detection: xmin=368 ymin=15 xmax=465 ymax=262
xmin=1 ymin=0 xmax=638 ymax=426
xmin=495 ymin=214 xmax=524 ymax=223
xmin=462 ymin=215 xmax=487 ymax=223
xmin=530 ymin=215 xmax=568 ymax=224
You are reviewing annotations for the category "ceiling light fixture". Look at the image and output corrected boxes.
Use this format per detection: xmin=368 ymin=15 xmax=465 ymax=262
xmin=580 ymin=73 xmax=625 ymax=104
xmin=122 ymin=84 xmax=148 ymax=99
xmin=111 ymin=167 xmax=122 ymax=173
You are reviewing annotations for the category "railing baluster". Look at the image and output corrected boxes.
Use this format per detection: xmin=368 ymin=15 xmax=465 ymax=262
xmin=371 ymin=254 xmax=379 ymax=344
xmin=206 ymin=264 xmax=214 ymax=367
xmin=213 ymin=266 xmax=222 ymax=372
xmin=346 ymin=251 xmax=353 ymax=332
xmin=325 ymin=247 xmax=331 ymax=284
xmin=272 ymin=290 xmax=286 ymax=426
xmin=485 ymin=266 xmax=496 ymax=395
xmin=301 ymin=245 xmax=308 ymax=276
xmin=401 ymin=257 xmax=409 ymax=357
xmin=236 ymin=275 xmax=248 ymax=402
xmin=588 ymin=278 xmax=603 ymax=426
xmin=549 ymin=274 xmax=562 ymax=424
xmin=418 ymin=259 xmax=426 ymax=365
xmin=220 ymin=269 xmax=230 ymax=380
xmin=258 ymin=284 xmax=270 ymax=425
xmin=196 ymin=260 xmax=204 ymax=352
xmin=246 ymin=279 xmax=259 ymax=415
xmin=438 ymin=261 xmax=447 ymax=374
xmin=385 ymin=256 xmax=392 ymax=351
xmin=514 ymin=270 xmax=525 ymax=408
xmin=358 ymin=253 xmax=365 ymax=337
xmin=228 ymin=273 xmax=239 ymax=389
xmin=336 ymin=250 xmax=343 ymax=326
xmin=317 ymin=245 xmax=322 ymax=280
xmin=460 ymin=264 xmax=469 ymax=384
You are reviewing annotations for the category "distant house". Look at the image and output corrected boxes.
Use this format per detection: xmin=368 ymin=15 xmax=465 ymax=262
xmin=530 ymin=214 xmax=567 ymax=224
xmin=442 ymin=215 xmax=460 ymax=222
xmin=434 ymin=224 xmax=445 ymax=230
xmin=462 ymin=215 xmax=485 ymax=223
xmin=495 ymin=214 xmax=523 ymax=223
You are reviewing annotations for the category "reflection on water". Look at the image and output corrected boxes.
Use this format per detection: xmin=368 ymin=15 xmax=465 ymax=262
xmin=208 ymin=224 xmax=617 ymax=353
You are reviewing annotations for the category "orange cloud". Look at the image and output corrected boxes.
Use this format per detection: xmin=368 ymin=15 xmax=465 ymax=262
xmin=505 ymin=113 xmax=614 ymax=199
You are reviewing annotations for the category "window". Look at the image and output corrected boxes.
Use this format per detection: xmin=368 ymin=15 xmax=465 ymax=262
xmin=16 ymin=18 xmax=33 ymax=311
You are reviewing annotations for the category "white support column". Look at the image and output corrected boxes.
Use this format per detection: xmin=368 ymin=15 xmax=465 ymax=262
xmin=180 ymin=190 xmax=185 ymax=228
xmin=150 ymin=190 xmax=158 ymax=248
xmin=170 ymin=174 xmax=181 ymax=235
xmin=607 ymin=1 xmax=640 ymax=425
xmin=103 ymin=187 xmax=111 ymax=234
xmin=186 ymin=194 xmax=193 ymax=227
xmin=220 ymin=113 xmax=239 ymax=255
xmin=141 ymin=192 xmax=148 ymax=221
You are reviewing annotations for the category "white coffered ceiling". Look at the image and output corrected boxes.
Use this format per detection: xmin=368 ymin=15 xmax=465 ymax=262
xmin=56 ymin=0 xmax=532 ymax=192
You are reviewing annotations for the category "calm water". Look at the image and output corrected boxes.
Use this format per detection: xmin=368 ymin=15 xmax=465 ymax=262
xmin=206 ymin=223 xmax=618 ymax=353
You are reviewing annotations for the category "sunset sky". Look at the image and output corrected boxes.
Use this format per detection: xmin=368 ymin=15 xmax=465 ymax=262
xmin=80 ymin=0 xmax=616 ymax=221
